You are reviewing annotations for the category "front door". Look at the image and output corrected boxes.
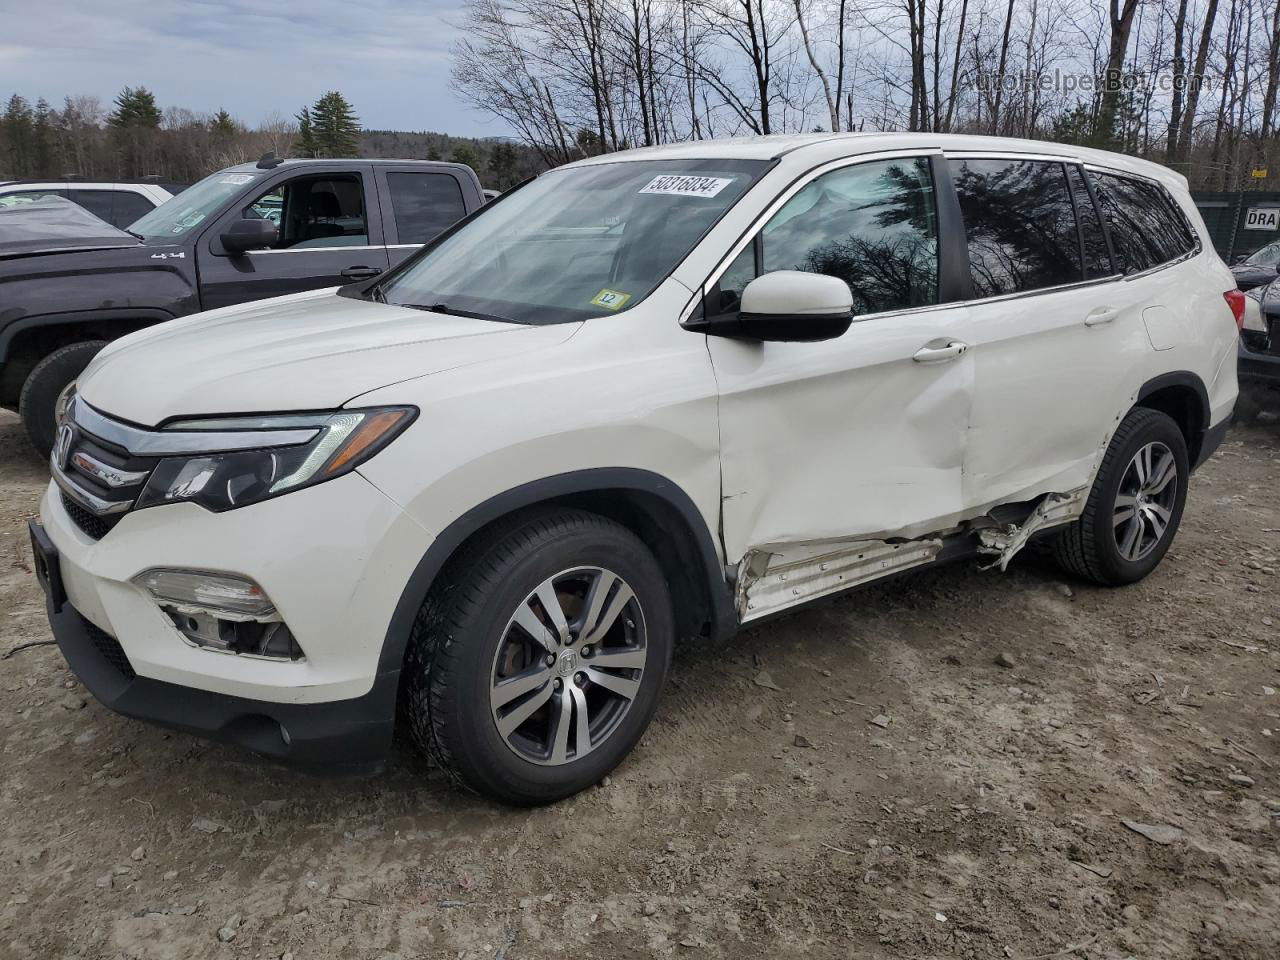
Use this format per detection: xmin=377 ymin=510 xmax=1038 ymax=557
xmin=197 ymin=165 xmax=390 ymax=310
xmin=708 ymin=153 xmax=975 ymax=563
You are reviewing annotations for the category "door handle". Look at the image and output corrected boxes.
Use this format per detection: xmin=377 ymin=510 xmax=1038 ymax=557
xmin=341 ymin=266 xmax=382 ymax=280
xmin=1084 ymin=306 xmax=1120 ymax=326
xmin=912 ymin=339 xmax=969 ymax=363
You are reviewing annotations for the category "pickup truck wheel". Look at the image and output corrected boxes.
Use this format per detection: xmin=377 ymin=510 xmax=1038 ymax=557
xmin=1053 ymin=407 xmax=1188 ymax=586
xmin=402 ymin=510 xmax=673 ymax=806
xmin=18 ymin=340 xmax=108 ymax=458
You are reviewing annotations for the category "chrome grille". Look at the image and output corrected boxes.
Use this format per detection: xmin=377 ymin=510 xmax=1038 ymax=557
xmin=52 ymin=400 xmax=160 ymax=541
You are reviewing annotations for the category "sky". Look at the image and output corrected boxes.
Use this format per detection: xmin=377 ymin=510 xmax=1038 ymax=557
xmin=0 ymin=0 xmax=513 ymax=138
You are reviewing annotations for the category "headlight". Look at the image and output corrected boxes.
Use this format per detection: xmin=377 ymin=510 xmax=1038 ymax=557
xmin=135 ymin=406 xmax=416 ymax=512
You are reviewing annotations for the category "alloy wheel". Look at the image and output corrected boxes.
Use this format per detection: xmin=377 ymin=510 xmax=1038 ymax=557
xmin=489 ymin=566 xmax=648 ymax=766
xmin=1113 ymin=441 xmax=1178 ymax=562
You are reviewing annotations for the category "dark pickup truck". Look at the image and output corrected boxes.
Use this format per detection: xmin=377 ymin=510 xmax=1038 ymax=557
xmin=0 ymin=155 xmax=485 ymax=455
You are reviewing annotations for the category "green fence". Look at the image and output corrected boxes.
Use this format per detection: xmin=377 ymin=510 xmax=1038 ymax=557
xmin=1192 ymin=191 xmax=1280 ymax=262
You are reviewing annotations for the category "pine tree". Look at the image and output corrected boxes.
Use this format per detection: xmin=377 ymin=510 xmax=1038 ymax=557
xmin=293 ymin=106 xmax=317 ymax=158
xmin=450 ymin=142 xmax=480 ymax=169
xmin=310 ymin=91 xmax=360 ymax=157
xmin=4 ymin=94 xmax=34 ymax=176
xmin=32 ymin=98 xmax=55 ymax=175
xmin=107 ymin=87 xmax=161 ymax=128
xmin=211 ymin=109 xmax=237 ymax=137
xmin=488 ymin=141 xmax=519 ymax=189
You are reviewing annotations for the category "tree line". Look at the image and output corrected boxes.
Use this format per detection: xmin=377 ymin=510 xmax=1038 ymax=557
xmin=452 ymin=0 xmax=1280 ymax=190
xmin=0 ymin=87 xmax=541 ymax=189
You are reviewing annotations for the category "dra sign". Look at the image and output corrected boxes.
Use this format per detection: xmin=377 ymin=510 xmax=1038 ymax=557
xmin=1244 ymin=207 xmax=1280 ymax=231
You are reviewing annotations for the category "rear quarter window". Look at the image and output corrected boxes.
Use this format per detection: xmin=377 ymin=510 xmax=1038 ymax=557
xmin=1088 ymin=171 xmax=1196 ymax=274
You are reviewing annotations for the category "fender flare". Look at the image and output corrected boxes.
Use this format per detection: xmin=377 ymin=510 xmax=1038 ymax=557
xmin=1134 ymin=370 xmax=1213 ymax=465
xmin=376 ymin=467 xmax=737 ymax=676
xmin=0 ymin=308 xmax=175 ymax=364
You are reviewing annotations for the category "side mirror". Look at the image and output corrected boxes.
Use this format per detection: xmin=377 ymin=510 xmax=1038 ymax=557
xmin=724 ymin=271 xmax=854 ymax=342
xmin=220 ymin=218 xmax=278 ymax=254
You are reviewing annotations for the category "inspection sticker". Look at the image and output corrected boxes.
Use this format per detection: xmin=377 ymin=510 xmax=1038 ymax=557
xmin=639 ymin=175 xmax=734 ymax=198
xmin=219 ymin=174 xmax=254 ymax=185
xmin=590 ymin=289 xmax=631 ymax=310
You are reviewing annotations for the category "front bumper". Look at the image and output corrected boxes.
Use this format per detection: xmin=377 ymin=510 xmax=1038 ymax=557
xmin=44 ymin=589 xmax=398 ymax=775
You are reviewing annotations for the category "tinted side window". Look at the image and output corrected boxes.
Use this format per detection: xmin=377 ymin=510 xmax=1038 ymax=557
xmin=715 ymin=157 xmax=938 ymax=317
xmin=68 ymin=189 xmax=118 ymax=225
xmin=1067 ymin=166 xmax=1113 ymax=280
xmin=387 ymin=173 xmax=467 ymax=245
xmin=954 ymin=158 xmax=1081 ymax=297
xmin=1089 ymin=172 xmax=1195 ymax=274
xmin=114 ymin=191 xmax=157 ymax=228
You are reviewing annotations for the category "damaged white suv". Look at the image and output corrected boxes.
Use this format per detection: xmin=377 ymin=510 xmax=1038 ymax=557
xmin=30 ymin=134 xmax=1240 ymax=805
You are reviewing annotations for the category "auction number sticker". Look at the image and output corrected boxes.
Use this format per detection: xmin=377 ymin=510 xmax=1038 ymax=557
xmin=639 ymin=175 xmax=734 ymax=198
xmin=590 ymin=289 xmax=632 ymax=310
xmin=219 ymin=174 xmax=254 ymax=185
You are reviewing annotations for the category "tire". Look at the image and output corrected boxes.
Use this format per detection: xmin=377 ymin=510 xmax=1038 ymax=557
xmin=402 ymin=509 xmax=674 ymax=806
xmin=1053 ymin=407 xmax=1188 ymax=586
xmin=19 ymin=340 xmax=108 ymax=458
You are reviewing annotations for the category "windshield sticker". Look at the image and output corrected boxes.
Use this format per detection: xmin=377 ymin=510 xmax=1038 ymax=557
xmin=590 ymin=289 xmax=631 ymax=311
xmin=639 ymin=175 xmax=734 ymax=199
xmin=219 ymin=174 xmax=254 ymax=185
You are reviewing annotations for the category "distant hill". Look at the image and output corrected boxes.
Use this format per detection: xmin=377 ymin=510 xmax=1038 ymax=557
xmin=360 ymin=130 xmax=546 ymax=189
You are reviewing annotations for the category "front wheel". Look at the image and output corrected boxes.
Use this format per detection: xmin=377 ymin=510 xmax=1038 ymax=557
xmin=1054 ymin=407 xmax=1188 ymax=585
xmin=402 ymin=510 xmax=674 ymax=805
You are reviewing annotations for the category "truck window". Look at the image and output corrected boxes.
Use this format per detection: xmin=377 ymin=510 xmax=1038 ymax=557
xmin=386 ymin=172 xmax=467 ymax=244
xmin=243 ymin=174 xmax=370 ymax=250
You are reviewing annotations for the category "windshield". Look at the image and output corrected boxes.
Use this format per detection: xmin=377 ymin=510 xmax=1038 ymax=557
xmin=129 ymin=169 xmax=265 ymax=240
xmin=376 ymin=158 xmax=770 ymax=324
xmin=1245 ymin=241 xmax=1280 ymax=266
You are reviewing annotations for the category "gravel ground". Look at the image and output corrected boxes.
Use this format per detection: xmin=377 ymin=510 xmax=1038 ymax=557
xmin=0 ymin=405 xmax=1277 ymax=960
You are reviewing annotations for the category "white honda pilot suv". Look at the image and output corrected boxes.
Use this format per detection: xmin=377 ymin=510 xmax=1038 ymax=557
xmin=30 ymin=134 xmax=1240 ymax=805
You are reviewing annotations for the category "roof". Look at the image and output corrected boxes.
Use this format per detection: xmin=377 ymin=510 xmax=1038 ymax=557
xmin=561 ymin=132 xmax=1188 ymax=189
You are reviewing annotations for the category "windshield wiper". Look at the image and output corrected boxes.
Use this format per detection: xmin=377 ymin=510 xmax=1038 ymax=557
xmin=125 ymin=230 xmax=145 ymax=241
xmin=398 ymin=301 xmax=525 ymax=325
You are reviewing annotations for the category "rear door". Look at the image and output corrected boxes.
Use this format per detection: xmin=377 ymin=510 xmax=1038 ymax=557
xmin=942 ymin=153 xmax=1136 ymax=509
xmin=196 ymin=164 xmax=390 ymax=310
xmin=373 ymin=165 xmax=476 ymax=268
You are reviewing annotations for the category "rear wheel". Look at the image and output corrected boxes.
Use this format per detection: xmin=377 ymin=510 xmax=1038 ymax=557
xmin=19 ymin=340 xmax=108 ymax=458
xmin=402 ymin=510 xmax=673 ymax=805
xmin=1054 ymin=407 xmax=1188 ymax=585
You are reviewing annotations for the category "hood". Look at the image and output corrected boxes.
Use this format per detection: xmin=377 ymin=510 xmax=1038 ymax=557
xmin=0 ymin=196 xmax=141 ymax=258
xmin=79 ymin=288 xmax=581 ymax=426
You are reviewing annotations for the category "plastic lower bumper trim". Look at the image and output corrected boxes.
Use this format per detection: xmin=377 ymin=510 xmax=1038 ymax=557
xmin=1194 ymin=417 xmax=1230 ymax=471
xmin=1238 ymin=338 xmax=1280 ymax=385
xmin=45 ymin=596 xmax=398 ymax=777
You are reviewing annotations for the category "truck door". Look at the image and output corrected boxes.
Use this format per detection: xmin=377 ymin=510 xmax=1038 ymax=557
xmin=372 ymin=165 xmax=476 ymax=269
xmin=196 ymin=164 xmax=390 ymax=310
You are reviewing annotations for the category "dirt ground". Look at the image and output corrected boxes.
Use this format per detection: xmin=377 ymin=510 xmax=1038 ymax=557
xmin=1 ymin=402 xmax=1278 ymax=960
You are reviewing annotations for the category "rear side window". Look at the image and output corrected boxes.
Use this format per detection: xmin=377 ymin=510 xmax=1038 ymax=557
xmin=67 ymin=189 xmax=156 ymax=229
xmin=714 ymin=156 xmax=939 ymax=317
xmin=67 ymin=189 xmax=118 ymax=225
xmin=1089 ymin=172 xmax=1196 ymax=274
xmin=1067 ymin=166 xmax=1113 ymax=279
xmin=113 ymin=191 xmax=157 ymax=228
xmin=953 ymin=158 xmax=1081 ymax=297
xmin=386 ymin=172 xmax=467 ymax=245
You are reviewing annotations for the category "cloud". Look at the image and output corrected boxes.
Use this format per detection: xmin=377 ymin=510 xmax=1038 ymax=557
xmin=1 ymin=0 xmax=510 ymax=136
